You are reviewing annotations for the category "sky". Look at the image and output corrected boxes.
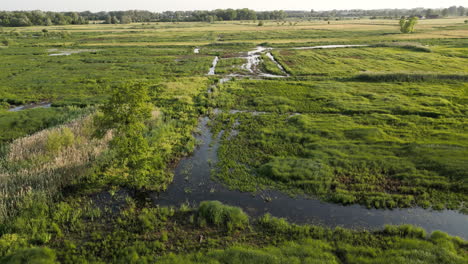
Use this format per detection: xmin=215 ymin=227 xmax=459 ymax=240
xmin=2 ymin=0 xmax=467 ymax=12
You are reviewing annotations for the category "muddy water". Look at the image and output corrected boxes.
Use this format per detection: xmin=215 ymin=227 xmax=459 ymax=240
xmin=153 ymin=117 xmax=468 ymax=239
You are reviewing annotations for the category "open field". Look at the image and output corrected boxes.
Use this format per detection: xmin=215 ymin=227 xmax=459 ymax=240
xmin=0 ymin=18 xmax=467 ymax=262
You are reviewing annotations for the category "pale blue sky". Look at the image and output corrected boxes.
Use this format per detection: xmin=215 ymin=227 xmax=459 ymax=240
xmin=2 ymin=0 xmax=467 ymax=12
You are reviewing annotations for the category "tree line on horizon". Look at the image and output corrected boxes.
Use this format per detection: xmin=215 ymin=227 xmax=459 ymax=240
xmin=0 ymin=6 xmax=466 ymax=27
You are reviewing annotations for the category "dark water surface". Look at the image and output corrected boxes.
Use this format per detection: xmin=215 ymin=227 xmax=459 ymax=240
xmin=153 ymin=117 xmax=468 ymax=239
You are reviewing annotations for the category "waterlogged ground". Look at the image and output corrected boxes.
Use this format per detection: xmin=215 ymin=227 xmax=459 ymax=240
xmin=154 ymin=115 xmax=468 ymax=239
xmin=1 ymin=19 xmax=467 ymax=262
xmin=155 ymin=41 xmax=468 ymax=238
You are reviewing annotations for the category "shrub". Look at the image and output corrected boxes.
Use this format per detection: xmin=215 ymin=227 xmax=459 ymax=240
xmin=197 ymin=201 xmax=249 ymax=231
xmin=399 ymin=17 xmax=418 ymax=33
xmin=133 ymin=208 xmax=171 ymax=233
xmin=329 ymin=190 xmax=357 ymax=205
xmin=0 ymin=234 xmax=28 ymax=257
xmin=257 ymin=213 xmax=290 ymax=233
xmin=383 ymin=224 xmax=427 ymax=239
xmin=46 ymin=127 xmax=75 ymax=153
xmin=0 ymin=247 xmax=58 ymax=264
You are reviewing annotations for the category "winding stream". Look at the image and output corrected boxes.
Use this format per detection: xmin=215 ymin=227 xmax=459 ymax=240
xmin=172 ymin=45 xmax=468 ymax=239
xmin=208 ymin=45 xmax=368 ymax=78
xmin=153 ymin=117 xmax=468 ymax=239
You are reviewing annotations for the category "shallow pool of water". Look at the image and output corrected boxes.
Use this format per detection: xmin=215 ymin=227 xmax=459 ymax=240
xmin=8 ymin=102 xmax=52 ymax=112
xmin=208 ymin=56 xmax=219 ymax=75
xmin=292 ymin=44 xmax=369 ymax=50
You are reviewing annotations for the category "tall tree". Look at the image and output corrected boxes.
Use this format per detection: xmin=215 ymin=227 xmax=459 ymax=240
xmin=104 ymin=15 xmax=111 ymax=24
xmin=458 ymin=6 xmax=466 ymax=16
xmin=120 ymin=15 xmax=132 ymax=24
xmin=95 ymin=82 xmax=156 ymax=189
xmin=110 ymin=16 xmax=119 ymax=24
xmin=399 ymin=17 xmax=418 ymax=33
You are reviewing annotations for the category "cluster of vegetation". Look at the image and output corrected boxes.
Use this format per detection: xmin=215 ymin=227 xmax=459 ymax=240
xmin=0 ymin=106 xmax=92 ymax=144
xmin=3 ymin=6 xmax=465 ymax=27
xmin=272 ymin=46 xmax=467 ymax=77
xmin=197 ymin=201 xmax=249 ymax=231
xmin=399 ymin=17 xmax=419 ymax=33
xmin=0 ymin=113 xmax=111 ymax=222
xmin=0 ymin=44 xmax=213 ymax=104
xmin=210 ymin=78 xmax=467 ymax=211
xmin=0 ymin=9 xmax=286 ymax=26
xmin=0 ymin=11 xmax=88 ymax=27
xmin=297 ymin=6 xmax=467 ymax=19
xmin=0 ymin=197 xmax=466 ymax=263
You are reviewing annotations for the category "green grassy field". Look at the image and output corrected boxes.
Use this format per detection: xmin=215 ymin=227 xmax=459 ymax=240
xmin=0 ymin=18 xmax=467 ymax=262
xmin=210 ymin=80 xmax=467 ymax=210
xmin=273 ymin=45 xmax=468 ymax=76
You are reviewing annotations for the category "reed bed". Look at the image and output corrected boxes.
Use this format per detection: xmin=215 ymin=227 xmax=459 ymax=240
xmin=0 ymin=115 xmax=112 ymax=222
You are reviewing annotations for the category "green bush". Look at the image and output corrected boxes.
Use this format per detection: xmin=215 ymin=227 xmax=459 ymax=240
xmin=46 ymin=127 xmax=75 ymax=153
xmin=197 ymin=201 xmax=249 ymax=231
xmin=1 ymin=247 xmax=58 ymax=264
xmin=0 ymin=234 xmax=28 ymax=257
xmin=257 ymin=213 xmax=291 ymax=233
xmin=383 ymin=224 xmax=427 ymax=239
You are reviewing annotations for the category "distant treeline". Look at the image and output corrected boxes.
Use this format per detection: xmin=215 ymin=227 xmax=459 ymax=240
xmin=297 ymin=6 xmax=467 ymax=19
xmin=87 ymin=9 xmax=285 ymax=24
xmin=0 ymin=11 xmax=88 ymax=27
xmin=0 ymin=6 xmax=466 ymax=27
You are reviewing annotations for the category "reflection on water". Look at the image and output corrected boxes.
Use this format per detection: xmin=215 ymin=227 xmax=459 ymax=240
xmin=153 ymin=116 xmax=468 ymax=239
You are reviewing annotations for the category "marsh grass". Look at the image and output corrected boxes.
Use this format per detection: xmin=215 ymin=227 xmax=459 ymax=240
xmin=273 ymin=46 xmax=467 ymax=77
xmin=0 ymin=18 xmax=467 ymax=262
xmin=355 ymin=73 xmax=468 ymax=82
xmin=0 ymin=115 xmax=112 ymax=222
xmin=197 ymin=201 xmax=249 ymax=231
xmin=211 ymin=79 xmax=468 ymax=210
xmin=371 ymin=42 xmax=432 ymax=52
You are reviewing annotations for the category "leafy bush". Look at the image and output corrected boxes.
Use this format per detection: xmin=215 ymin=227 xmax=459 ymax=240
xmin=0 ymin=234 xmax=28 ymax=257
